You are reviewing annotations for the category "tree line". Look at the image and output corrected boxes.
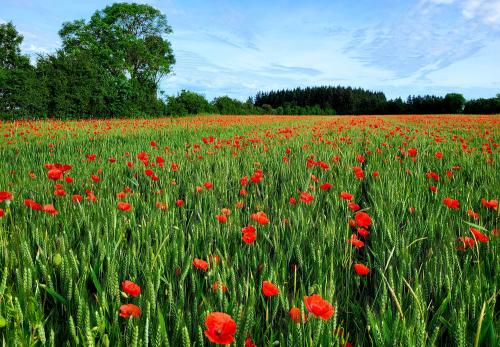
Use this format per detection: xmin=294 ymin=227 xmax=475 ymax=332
xmin=1 ymin=3 xmax=174 ymax=119
xmin=1 ymin=2 xmax=499 ymax=119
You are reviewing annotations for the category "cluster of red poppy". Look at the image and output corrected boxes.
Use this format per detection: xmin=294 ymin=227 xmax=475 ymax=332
xmin=1 ymin=115 xmax=498 ymax=346
xmin=119 ymin=280 xmax=141 ymax=318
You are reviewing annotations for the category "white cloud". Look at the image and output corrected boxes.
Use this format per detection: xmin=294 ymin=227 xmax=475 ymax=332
xmin=425 ymin=0 xmax=500 ymax=24
xmin=27 ymin=44 xmax=49 ymax=53
xmin=462 ymin=0 xmax=500 ymax=24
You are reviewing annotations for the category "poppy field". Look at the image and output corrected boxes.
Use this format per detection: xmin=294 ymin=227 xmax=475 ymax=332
xmin=0 ymin=115 xmax=498 ymax=346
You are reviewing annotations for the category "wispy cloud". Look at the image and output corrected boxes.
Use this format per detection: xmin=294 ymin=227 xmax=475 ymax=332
xmin=262 ymin=64 xmax=322 ymax=77
xmin=343 ymin=1 xmax=498 ymax=82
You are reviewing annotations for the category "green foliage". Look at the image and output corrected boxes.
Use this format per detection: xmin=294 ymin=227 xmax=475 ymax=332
xmin=464 ymin=95 xmax=500 ymax=114
xmin=0 ymin=22 xmax=46 ymax=116
xmin=0 ymin=3 xmax=174 ymax=119
xmin=444 ymin=93 xmax=466 ymax=114
xmin=166 ymin=90 xmax=213 ymax=116
xmin=255 ymin=86 xmax=385 ymax=114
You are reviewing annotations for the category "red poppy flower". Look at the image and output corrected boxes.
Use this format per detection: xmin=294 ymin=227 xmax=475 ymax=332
xmin=354 ymin=263 xmax=370 ymax=275
xmin=300 ymin=192 xmax=314 ymax=204
xmin=348 ymin=234 xmax=365 ymax=248
xmin=372 ymin=171 xmax=379 ymax=177
xmin=320 ymin=182 xmax=332 ymax=190
xmin=429 ymin=186 xmax=437 ymax=192
xmin=347 ymin=202 xmax=360 ymax=212
xmin=467 ymin=209 xmax=479 ymax=220
xmin=481 ymin=198 xmax=498 ymax=210
xmin=47 ymin=169 xmax=63 ymax=181
xmin=357 ymin=227 xmax=370 ymax=237
xmin=435 ymin=151 xmax=443 ymax=159
xmin=251 ymin=169 xmax=263 ymax=183
xmin=221 ymin=208 xmax=231 ymax=216
xmin=245 ymin=336 xmax=257 ymax=347
xmin=43 ymin=204 xmax=58 ymax=215
xmin=469 ymin=227 xmax=489 ymax=243
xmin=176 ymin=199 xmax=184 ymax=207
xmin=242 ymin=232 xmax=256 ymax=244
xmin=91 ymin=174 xmax=100 ymax=183
xmin=251 ymin=211 xmax=269 ymax=225
xmin=0 ymin=209 xmax=4 ymax=218
xmin=355 ymin=212 xmax=372 ymax=227
xmin=71 ymin=195 xmax=82 ymax=203
xmin=216 ymin=215 xmax=227 ymax=223
xmin=242 ymin=225 xmax=256 ymax=233
xmin=340 ymin=192 xmax=353 ymax=201
xmin=0 ymin=191 xmax=13 ymax=202
xmin=289 ymin=197 xmax=297 ymax=205
xmin=54 ymin=189 xmax=66 ymax=197
xmin=353 ymin=166 xmax=364 ymax=179
xmin=87 ymin=191 xmax=97 ymax=202
xmin=122 ymin=280 xmax=141 ymax=297
xmin=144 ymin=169 xmax=154 ymax=177
xmin=118 ymin=202 xmax=132 ymax=212
xmin=262 ymin=281 xmax=279 ymax=297
xmin=24 ymin=198 xmax=35 ymax=207
xmin=25 ymin=199 xmax=42 ymax=210
xmin=443 ymin=197 xmax=459 ymax=209
xmin=193 ymin=258 xmax=209 ymax=271
xmin=289 ymin=307 xmax=305 ymax=323
xmin=119 ymin=304 xmax=141 ymax=318
xmin=240 ymin=176 xmax=249 ymax=186
xmin=304 ymin=294 xmax=334 ymax=320
xmin=204 ymin=312 xmax=237 ymax=345
xmin=407 ymin=148 xmax=417 ymax=157
xmin=426 ymin=172 xmax=440 ymax=181
xmin=456 ymin=236 xmax=475 ymax=251
xmin=204 ymin=182 xmax=213 ymax=189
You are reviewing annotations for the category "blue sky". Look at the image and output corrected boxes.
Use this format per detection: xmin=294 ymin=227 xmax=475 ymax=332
xmin=1 ymin=0 xmax=499 ymax=100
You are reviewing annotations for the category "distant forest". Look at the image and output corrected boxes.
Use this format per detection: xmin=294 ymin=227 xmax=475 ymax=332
xmin=1 ymin=3 xmax=499 ymax=119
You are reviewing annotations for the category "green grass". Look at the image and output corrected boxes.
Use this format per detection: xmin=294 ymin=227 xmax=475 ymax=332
xmin=0 ymin=115 xmax=498 ymax=346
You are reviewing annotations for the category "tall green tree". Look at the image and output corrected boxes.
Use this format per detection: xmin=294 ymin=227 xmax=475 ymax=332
xmin=0 ymin=22 xmax=45 ymax=116
xmin=166 ymin=90 xmax=212 ymax=116
xmin=444 ymin=93 xmax=465 ymax=114
xmin=59 ymin=3 xmax=175 ymax=88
